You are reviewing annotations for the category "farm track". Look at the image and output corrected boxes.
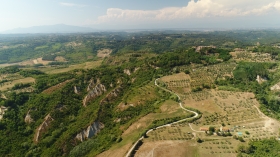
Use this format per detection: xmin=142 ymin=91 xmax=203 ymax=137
xmin=125 ymin=78 xmax=200 ymax=157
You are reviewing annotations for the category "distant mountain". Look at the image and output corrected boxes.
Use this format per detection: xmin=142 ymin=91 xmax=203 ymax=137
xmin=1 ymin=24 xmax=95 ymax=34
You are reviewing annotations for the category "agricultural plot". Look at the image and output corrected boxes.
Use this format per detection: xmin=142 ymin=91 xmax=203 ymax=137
xmin=147 ymin=73 xmax=280 ymax=157
xmin=134 ymin=140 xmax=198 ymax=157
xmin=97 ymin=49 xmax=112 ymax=58
xmin=0 ymin=73 xmax=35 ymax=91
xmin=161 ymin=63 xmax=236 ymax=93
xmin=197 ymin=140 xmax=239 ymax=157
xmin=146 ymin=125 xmax=195 ymax=142
xmin=184 ymin=91 xmax=262 ymax=126
xmin=37 ymin=60 xmax=102 ymax=74
xmin=230 ymin=51 xmax=275 ymax=62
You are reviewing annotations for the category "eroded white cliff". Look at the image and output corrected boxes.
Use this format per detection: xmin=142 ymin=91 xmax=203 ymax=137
xmin=75 ymin=121 xmax=104 ymax=142
xmin=83 ymin=84 xmax=106 ymax=107
xmin=33 ymin=114 xmax=54 ymax=143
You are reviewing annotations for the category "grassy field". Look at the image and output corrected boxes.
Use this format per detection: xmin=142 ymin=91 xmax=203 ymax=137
xmin=118 ymin=82 xmax=160 ymax=111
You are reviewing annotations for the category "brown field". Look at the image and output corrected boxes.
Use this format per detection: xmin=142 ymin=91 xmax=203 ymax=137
xmin=161 ymin=72 xmax=191 ymax=82
xmin=135 ymin=140 xmax=198 ymax=157
xmin=42 ymin=79 xmax=74 ymax=94
xmin=97 ymin=49 xmax=112 ymax=58
xmin=54 ymin=56 xmax=67 ymax=62
xmin=96 ymin=143 xmax=132 ymax=157
xmin=38 ymin=60 xmax=102 ymax=74
xmin=0 ymin=56 xmax=67 ymax=68
xmin=65 ymin=42 xmax=82 ymax=47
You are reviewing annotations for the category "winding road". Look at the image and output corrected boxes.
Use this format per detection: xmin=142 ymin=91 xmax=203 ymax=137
xmin=125 ymin=78 xmax=200 ymax=157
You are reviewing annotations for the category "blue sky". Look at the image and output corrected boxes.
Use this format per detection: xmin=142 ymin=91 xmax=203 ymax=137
xmin=0 ymin=0 xmax=280 ymax=31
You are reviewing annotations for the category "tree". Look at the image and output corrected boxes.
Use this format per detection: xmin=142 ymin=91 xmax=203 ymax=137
xmin=209 ymin=126 xmax=215 ymax=132
xmin=197 ymin=138 xmax=203 ymax=143
xmin=238 ymin=137 xmax=245 ymax=142
xmin=184 ymin=70 xmax=190 ymax=74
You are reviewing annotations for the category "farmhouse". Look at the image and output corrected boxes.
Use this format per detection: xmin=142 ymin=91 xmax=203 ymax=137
xmin=200 ymin=127 xmax=209 ymax=131
xmin=221 ymin=127 xmax=230 ymax=132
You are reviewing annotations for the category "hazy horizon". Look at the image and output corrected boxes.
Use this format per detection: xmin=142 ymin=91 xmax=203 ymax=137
xmin=1 ymin=0 xmax=280 ymax=32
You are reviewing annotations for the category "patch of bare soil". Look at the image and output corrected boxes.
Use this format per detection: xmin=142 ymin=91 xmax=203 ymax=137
xmin=54 ymin=56 xmax=67 ymax=62
xmin=33 ymin=58 xmax=52 ymax=65
xmin=96 ymin=143 xmax=132 ymax=157
xmin=122 ymin=114 xmax=154 ymax=136
xmin=161 ymin=72 xmax=191 ymax=82
xmin=42 ymin=79 xmax=74 ymax=94
xmin=160 ymin=100 xmax=181 ymax=113
xmin=97 ymin=49 xmax=112 ymax=58
xmin=263 ymin=117 xmax=280 ymax=133
xmin=65 ymin=42 xmax=82 ymax=47
xmin=135 ymin=140 xmax=197 ymax=157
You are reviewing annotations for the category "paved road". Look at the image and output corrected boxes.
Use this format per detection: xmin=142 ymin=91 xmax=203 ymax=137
xmin=125 ymin=78 xmax=200 ymax=157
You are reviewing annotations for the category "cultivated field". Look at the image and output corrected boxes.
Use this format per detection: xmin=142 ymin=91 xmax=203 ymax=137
xmin=159 ymin=62 xmax=236 ymax=94
xmin=0 ymin=56 xmax=67 ymax=68
xmin=0 ymin=73 xmax=35 ymax=91
xmin=97 ymin=49 xmax=112 ymax=58
xmin=140 ymin=72 xmax=280 ymax=157
xmin=230 ymin=50 xmax=275 ymax=62
xmin=36 ymin=60 xmax=102 ymax=74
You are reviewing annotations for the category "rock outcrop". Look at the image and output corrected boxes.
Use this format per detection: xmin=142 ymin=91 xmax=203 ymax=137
xmin=74 ymin=86 xmax=80 ymax=94
xmin=87 ymin=79 xmax=96 ymax=91
xmin=0 ymin=106 xmax=8 ymax=120
xmin=87 ymin=78 xmax=101 ymax=91
xmin=75 ymin=121 xmax=104 ymax=142
xmin=271 ymin=82 xmax=280 ymax=91
xmin=33 ymin=114 xmax=54 ymax=143
xmin=124 ymin=69 xmax=131 ymax=76
xmin=83 ymin=84 xmax=106 ymax=107
xmin=24 ymin=110 xmax=34 ymax=124
xmin=256 ymin=75 xmax=267 ymax=84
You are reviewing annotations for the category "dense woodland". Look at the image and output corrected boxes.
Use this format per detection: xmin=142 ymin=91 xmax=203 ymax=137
xmin=0 ymin=30 xmax=280 ymax=156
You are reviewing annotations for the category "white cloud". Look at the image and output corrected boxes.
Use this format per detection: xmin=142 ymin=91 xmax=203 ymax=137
xmin=96 ymin=0 xmax=280 ymax=23
xmin=60 ymin=2 xmax=86 ymax=8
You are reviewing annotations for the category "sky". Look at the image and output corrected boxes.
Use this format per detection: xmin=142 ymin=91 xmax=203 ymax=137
xmin=0 ymin=0 xmax=280 ymax=31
